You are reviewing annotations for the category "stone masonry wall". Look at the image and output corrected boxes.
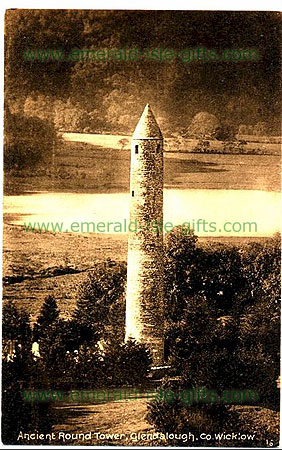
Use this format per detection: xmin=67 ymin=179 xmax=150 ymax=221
xmin=125 ymin=138 xmax=164 ymax=366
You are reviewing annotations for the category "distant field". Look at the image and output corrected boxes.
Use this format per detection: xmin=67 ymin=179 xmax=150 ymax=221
xmin=3 ymin=223 xmax=270 ymax=323
xmin=236 ymin=134 xmax=281 ymax=144
xmin=62 ymin=132 xmax=131 ymax=149
xmin=4 ymin=140 xmax=280 ymax=194
xmin=165 ymin=138 xmax=280 ymax=155
xmin=62 ymin=132 xmax=281 ymax=153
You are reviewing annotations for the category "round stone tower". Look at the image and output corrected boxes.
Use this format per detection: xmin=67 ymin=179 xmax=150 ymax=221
xmin=125 ymin=104 xmax=164 ymax=366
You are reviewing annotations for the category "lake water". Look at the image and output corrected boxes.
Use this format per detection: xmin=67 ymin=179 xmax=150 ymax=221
xmin=4 ymin=189 xmax=280 ymax=237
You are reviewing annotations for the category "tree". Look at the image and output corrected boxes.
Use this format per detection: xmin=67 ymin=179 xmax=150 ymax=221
xmin=101 ymin=339 xmax=152 ymax=386
xmin=237 ymin=235 xmax=281 ymax=408
xmin=238 ymin=124 xmax=248 ymax=135
xmin=35 ymin=296 xmax=84 ymax=388
xmin=253 ymin=121 xmax=267 ymax=136
xmin=5 ymin=9 xmax=86 ymax=102
xmin=2 ymin=303 xmax=54 ymax=445
xmin=147 ymin=232 xmax=280 ymax=445
xmin=73 ymin=260 xmax=127 ymax=344
xmin=2 ymin=302 xmax=31 ymax=362
xmin=102 ymin=90 xmax=139 ymax=133
xmin=118 ymin=138 xmax=130 ymax=150
xmin=4 ymin=108 xmax=58 ymax=170
xmin=36 ymin=295 xmax=59 ymax=329
xmin=212 ymin=123 xmax=235 ymax=141
xmin=36 ymin=319 xmax=82 ymax=388
xmin=24 ymin=94 xmax=55 ymax=122
xmin=53 ymin=98 xmax=90 ymax=132
xmin=164 ymin=226 xmax=198 ymax=323
xmin=187 ymin=112 xmax=220 ymax=138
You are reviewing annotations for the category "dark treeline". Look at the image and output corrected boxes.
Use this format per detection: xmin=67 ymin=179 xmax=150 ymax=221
xmin=5 ymin=10 xmax=281 ymax=135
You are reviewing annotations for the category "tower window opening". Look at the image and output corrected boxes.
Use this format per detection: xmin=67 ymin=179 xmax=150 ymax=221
xmin=132 ymin=190 xmax=134 ymax=197
xmin=156 ymin=143 xmax=160 ymax=153
xmin=135 ymin=145 xmax=139 ymax=154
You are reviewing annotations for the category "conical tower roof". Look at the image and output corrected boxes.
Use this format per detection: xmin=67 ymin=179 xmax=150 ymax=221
xmin=132 ymin=104 xmax=163 ymax=140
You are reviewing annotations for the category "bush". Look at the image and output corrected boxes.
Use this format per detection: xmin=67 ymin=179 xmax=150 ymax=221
xmin=164 ymin=228 xmax=247 ymax=325
xmin=2 ymin=358 xmax=55 ymax=444
xmin=37 ymin=333 xmax=152 ymax=389
xmin=193 ymin=139 xmax=211 ymax=153
xmin=147 ymin=381 xmax=235 ymax=447
xmin=148 ymin=394 xmax=280 ymax=447
xmin=212 ymin=123 xmax=235 ymax=141
xmin=101 ymin=338 xmax=152 ymax=386
xmin=36 ymin=317 xmax=102 ymax=389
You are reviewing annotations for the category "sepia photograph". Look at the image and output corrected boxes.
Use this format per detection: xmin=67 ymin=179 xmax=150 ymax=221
xmin=2 ymin=8 xmax=281 ymax=447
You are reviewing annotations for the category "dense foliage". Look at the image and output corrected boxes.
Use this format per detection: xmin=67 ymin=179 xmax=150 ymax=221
xmin=5 ymin=10 xmax=280 ymax=135
xmin=2 ymin=233 xmax=280 ymax=444
xmin=4 ymin=109 xmax=58 ymax=170
xmin=2 ymin=304 xmax=54 ymax=444
xmin=148 ymin=230 xmax=280 ymax=446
